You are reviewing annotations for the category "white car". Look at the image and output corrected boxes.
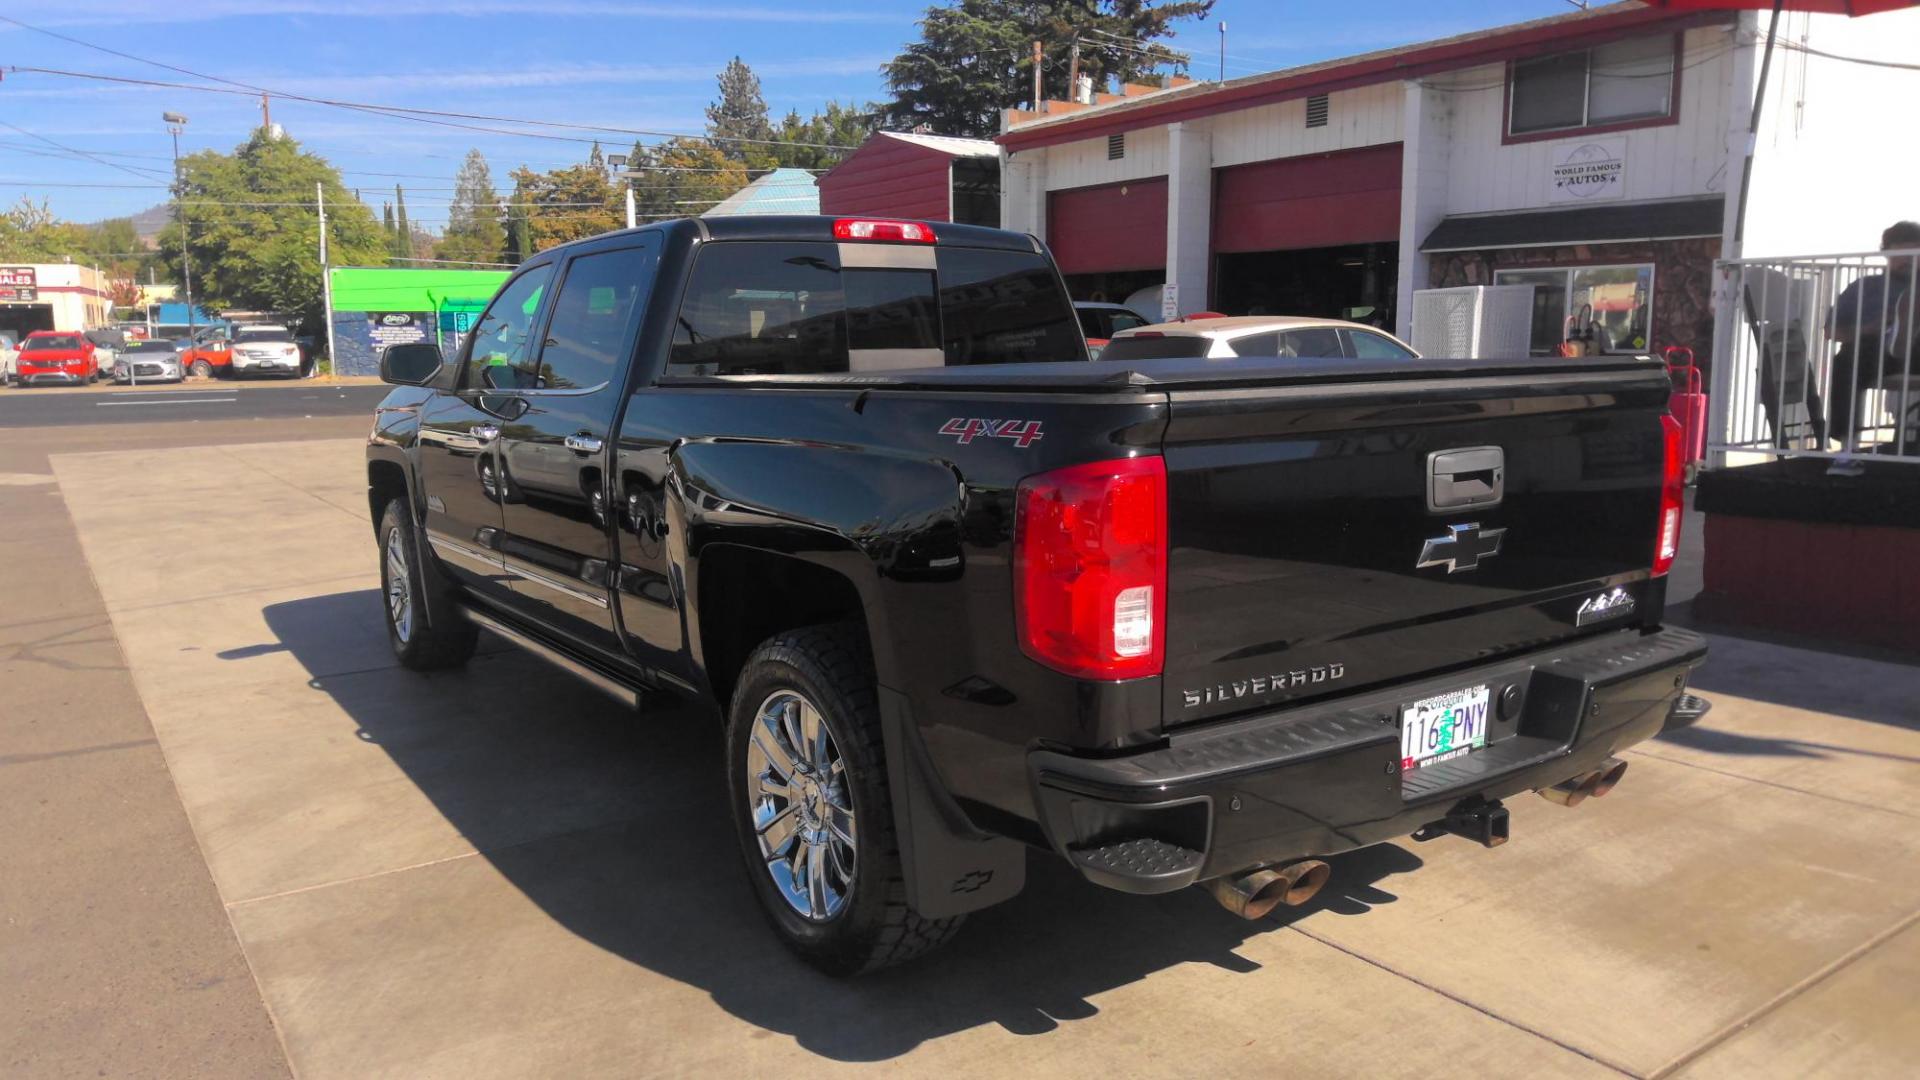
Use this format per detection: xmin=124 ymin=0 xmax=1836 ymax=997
xmin=1098 ymin=315 xmax=1421 ymax=363
xmin=0 ymin=331 xmax=17 ymax=385
xmin=227 ymin=324 xmax=304 ymax=378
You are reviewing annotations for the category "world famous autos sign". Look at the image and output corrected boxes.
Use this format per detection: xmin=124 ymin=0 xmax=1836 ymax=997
xmin=1548 ymin=137 xmax=1627 ymax=204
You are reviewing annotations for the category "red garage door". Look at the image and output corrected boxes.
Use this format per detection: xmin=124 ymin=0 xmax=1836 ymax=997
xmin=1212 ymin=144 xmax=1402 ymax=254
xmin=1048 ymin=179 xmax=1167 ymax=276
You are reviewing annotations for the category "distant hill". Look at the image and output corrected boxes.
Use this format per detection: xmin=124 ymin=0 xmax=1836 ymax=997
xmin=119 ymin=204 xmax=172 ymax=249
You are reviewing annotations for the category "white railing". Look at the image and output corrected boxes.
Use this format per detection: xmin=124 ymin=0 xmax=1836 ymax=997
xmin=1709 ymin=247 xmax=1920 ymax=466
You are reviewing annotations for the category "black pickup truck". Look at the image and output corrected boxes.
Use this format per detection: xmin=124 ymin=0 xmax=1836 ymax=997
xmin=367 ymin=215 xmax=1708 ymax=974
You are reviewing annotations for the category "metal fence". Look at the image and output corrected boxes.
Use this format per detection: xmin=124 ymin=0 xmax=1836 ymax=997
xmin=1709 ymin=247 xmax=1920 ymax=465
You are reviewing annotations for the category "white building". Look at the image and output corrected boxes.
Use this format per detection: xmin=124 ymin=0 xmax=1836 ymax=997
xmin=999 ymin=1 xmax=1920 ymax=360
xmin=0 ymin=263 xmax=113 ymax=341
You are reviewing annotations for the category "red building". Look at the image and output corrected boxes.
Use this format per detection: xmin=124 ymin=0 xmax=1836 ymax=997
xmin=817 ymin=132 xmax=1000 ymax=227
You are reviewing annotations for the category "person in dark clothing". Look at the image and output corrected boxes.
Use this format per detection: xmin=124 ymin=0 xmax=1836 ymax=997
xmin=1825 ymin=220 xmax=1920 ymax=449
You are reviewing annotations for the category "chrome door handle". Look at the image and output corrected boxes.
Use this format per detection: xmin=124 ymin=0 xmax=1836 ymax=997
xmin=472 ymin=424 xmax=501 ymax=443
xmin=563 ymin=434 xmax=604 ymax=454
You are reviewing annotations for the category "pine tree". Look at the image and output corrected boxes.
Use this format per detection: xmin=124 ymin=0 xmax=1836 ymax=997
xmin=440 ymin=149 xmax=505 ymax=266
xmin=881 ymin=0 xmax=1214 ymax=137
xmin=391 ymin=185 xmax=413 ymax=262
xmin=706 ymin=57 xmax=775 ymax=164
xmin=589 ymin=141 xmax=606 ymax=171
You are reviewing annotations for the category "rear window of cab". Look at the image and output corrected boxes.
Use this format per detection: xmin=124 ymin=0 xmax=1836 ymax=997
xmin=666 ymin=242 xmax=1084 ymax=376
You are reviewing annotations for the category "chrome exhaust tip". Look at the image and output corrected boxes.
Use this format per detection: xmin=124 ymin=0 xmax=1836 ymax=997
xmin=1585 ymin=757 xmax=1628 ymax=799
xmin=1206 ymin=859 xmax=1331 ymax=920
xmin=1537 ymin=757 xmax=1628 ymax=807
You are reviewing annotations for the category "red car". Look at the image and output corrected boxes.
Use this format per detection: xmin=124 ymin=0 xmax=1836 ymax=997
xmin=13 ymin=331 xmax=101 ymax=387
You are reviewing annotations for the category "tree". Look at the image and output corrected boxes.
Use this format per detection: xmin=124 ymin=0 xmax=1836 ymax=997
xmin=506 ymin=161 xmax=622 ymax=252
xmin=625 ymin=138 xmax=750 ymax=223
xmin=772 ymin=101 xmax=877 ymax=170
xmin=505 ymin=171 xmax=534 ymax=263
xmin=391 ymin=185 xmax=413 ymax=263
xmin=881 ymin=0 xmax=1214 ymax=137
xmin=154 ymin=129 xmax=385 ymax=329
xmin=439 ymin=149 xmax=505 ymax=266
xmin=706 ymin=57 xmax=775 ymax=165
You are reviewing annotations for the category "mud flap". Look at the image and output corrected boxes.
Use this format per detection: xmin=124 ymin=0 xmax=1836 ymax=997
xmin=877 ymin=686 xmax=1025 ymax=918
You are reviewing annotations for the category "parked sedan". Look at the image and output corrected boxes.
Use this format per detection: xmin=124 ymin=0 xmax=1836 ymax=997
xmin=0 ymin=331 xmax=18 ymax=385
xmin=12 ymin=331 xmax=101 ymax=386
xmin=113 ymin=339 xmax=187 ymax=383
xmin=227 ymin=324 xmax=303 ymax=378
xmin=1098 ymin=315 xmax=1421 ymax=363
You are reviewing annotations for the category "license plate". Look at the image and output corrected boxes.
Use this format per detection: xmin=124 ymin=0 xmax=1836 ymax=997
xmin=1400 ymin=684 xmax=1492 ymax=771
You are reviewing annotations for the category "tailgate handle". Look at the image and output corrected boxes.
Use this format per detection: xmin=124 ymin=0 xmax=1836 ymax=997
xmin=1428 ymin=446 xmax=1504 ymax=512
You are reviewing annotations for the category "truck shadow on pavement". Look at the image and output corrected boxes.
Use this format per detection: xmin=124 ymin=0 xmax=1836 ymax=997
xmin=260 ymin=590 xmax=1424 ymax=1062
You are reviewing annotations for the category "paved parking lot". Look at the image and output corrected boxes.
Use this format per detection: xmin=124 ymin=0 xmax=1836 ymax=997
xmin=8 ymin=431 xmax=1919 ymax=1078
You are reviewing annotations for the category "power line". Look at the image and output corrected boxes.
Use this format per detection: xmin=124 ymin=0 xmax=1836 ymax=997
xmin=0 ymin=14 xmax=859 ymax=152
xmin=0 ymin=119 xmax=174 ymax=181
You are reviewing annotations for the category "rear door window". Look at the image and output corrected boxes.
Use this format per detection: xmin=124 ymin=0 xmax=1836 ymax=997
xmin=1277 ymin=327 xmax=1344 ymax=357
xmin=669 ymin=243 xmax=845 ymax=376
xmin=1228 ymin=332 xmax=1281 ymax=358
xmin=1107 ymin=310 xmax=1150 ymax=335
xmin=532 ymin=240 xmax=660 ymax=390
xmin=1345 ymin=328 xmax=1419 ymax=360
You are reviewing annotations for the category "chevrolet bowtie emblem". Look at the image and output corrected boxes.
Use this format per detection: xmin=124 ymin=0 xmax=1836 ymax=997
xmin=1418 ymin=522 xmax=1506 ymax=574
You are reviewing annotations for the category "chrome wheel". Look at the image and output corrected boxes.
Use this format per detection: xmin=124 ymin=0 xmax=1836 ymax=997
xmin=384 ymin=527 xmax=413 ymax=644
xmin=746 ymin=689 xmax=856 ymax=921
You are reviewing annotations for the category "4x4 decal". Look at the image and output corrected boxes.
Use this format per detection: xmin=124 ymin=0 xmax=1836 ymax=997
xmin=938 ymin=418 xmax=1045 ymax=448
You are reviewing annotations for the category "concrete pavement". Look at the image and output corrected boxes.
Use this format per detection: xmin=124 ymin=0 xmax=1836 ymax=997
xmin=11 ymin=432 xmax=1920 ymax=1078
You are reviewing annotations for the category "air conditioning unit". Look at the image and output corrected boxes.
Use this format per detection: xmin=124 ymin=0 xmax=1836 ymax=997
xmin=1411 ymin=285 xmax=1535 ymax=359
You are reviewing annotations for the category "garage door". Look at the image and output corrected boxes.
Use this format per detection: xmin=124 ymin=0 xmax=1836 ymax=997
xmin=1047 ymin=178 xmax=1167 ymax=276
xmin=1212 ymin=144 xmax=1402 ymax=254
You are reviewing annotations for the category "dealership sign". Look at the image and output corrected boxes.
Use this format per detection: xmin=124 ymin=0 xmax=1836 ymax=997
xmin=1548 ymin=137 xmax=1627 ymax=204
xmin=0 ymin=266 xmax=38 ymax=301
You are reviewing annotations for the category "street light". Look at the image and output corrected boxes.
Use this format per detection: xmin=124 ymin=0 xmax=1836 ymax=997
xmin=608 ymin=155 xmax=635 ymax=229
xmin=163 ymin=112 xmax=196 ymax=371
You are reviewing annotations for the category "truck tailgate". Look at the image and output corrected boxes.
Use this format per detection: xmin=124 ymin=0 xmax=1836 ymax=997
xmin=1159 ymin=361 xmax=1675 ymax=726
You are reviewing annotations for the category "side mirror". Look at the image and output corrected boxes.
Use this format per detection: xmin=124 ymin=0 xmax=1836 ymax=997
xmin=381 ymin=342 xmax=445 ymax=386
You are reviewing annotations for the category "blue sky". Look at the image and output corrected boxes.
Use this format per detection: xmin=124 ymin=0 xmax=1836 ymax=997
xmin=0 ymin=0 xmax=1573 ymax=227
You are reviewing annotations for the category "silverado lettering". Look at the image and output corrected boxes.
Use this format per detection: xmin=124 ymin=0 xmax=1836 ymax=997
xmin=1182 ymin=663 xmax=1348 ymax=708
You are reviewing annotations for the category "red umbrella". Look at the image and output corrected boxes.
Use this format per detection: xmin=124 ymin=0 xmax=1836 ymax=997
xmin=1638 ymin=0 xmax=1918 ymax=244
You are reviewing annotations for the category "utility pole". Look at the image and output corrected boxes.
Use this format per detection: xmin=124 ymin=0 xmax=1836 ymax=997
xmin=318 ymin=181 xmax=335 ymax=380
xmin=163 ymin=112 xmax=195 ymax=365
xmin=625 ymin=180 xmax=637 ymax=230
xmin=1067 ymin=39 xmax=1081 ymax=101
xmin=1219 ymin=23 xmax=1227 ymax=82
xmin=261 ymin=93 xmax=272 ymax=132
xmin=1032 ymin=40 xmax=1044 ymax=111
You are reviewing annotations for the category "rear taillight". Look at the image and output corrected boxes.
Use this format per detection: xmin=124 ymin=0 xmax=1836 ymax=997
xmin=832 ymin=218 xmax=936 ymax=243
xmin=1013 ymin=456 xmax=1167 ymax=680
xmin=1654 ymin=414 xmax=1684 ymax=577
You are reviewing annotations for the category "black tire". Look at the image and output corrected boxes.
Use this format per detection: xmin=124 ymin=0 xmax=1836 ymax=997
xmin=377 ymin=498 xmax=478 ymax=671
xmin=725 ymin=623 xmax=964 ymax=975
xmin=190 ymin=359 xmax=212 ymax=378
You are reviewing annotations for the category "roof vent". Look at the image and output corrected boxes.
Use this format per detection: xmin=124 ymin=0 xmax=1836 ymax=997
xmin=1107 ymin=133 xmax=1125 ymax=160
xmin=1305 ymin=94 xmax=1329 ymax=129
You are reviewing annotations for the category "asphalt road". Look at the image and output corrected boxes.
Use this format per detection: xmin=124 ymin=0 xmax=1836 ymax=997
xmin=0 ymin=383 xmax=389 ymax=427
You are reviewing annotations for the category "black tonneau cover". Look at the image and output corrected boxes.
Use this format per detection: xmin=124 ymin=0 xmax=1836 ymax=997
xmin=657 ymin=354 xmax=1668 ymax=394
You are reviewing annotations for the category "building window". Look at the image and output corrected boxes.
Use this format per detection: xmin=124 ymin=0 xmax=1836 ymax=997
xmin=1305 ymin=94 xmax=1329 ymax=128
xmin=1508 ymin=34 xmax=1676 ymax=138
xmin=1494 ymin=264 xmax=1654 ymax=355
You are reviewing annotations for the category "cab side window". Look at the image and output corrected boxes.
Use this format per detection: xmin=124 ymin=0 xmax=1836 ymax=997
xmin=532 ymin=242 xmax=659 ymax=390
xmin=461 ymin=265 xmax=554 ymax=390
